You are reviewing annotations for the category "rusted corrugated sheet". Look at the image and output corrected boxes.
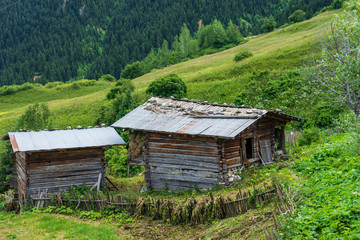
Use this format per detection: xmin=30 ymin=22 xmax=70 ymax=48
xmin=7 ymin=127 xmax=125 ymax=153
xmin=112 ymin=97 xmax=301 ymax=139
xmin=112 ymin=105 xmax=259 ymax=139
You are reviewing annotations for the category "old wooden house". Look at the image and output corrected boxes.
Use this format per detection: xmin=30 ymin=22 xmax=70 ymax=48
xmin=2 ymin=127 xmax=125 ymax=197
xmin=112 ymin=97 xmax=301 ymax=190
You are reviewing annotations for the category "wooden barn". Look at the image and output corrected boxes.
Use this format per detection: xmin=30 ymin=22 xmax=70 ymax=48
xmin=2 ymin=127 xmax=125 ymax=197
xmin=112 ymin=97 xmax=301 ymax=190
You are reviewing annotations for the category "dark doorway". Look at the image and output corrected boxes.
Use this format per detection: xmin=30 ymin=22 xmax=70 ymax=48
xmin=275 ymin=126 xmax=285 ymax=152
xmin=245 ymin=138 xmax=253 ymax=159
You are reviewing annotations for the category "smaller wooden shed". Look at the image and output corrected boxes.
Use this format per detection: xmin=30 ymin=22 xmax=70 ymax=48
xmin=112 ymin=97 xmax=301 ymax=191
xmin=2 ymin=127 xmax=125 ymax=198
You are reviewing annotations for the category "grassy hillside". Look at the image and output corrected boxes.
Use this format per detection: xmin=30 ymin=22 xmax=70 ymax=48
xmin=0 ymin=9 xmax=348 ymax=240
xmin=0 ymin=81 xmax=114 ymax=137
xmin=0 ymin=9 xmax=339 ymax=136
xmin=133 ymin=10 xmax=340 ymax=123
xmin=134 ymin=10 xmax=337 ymax=90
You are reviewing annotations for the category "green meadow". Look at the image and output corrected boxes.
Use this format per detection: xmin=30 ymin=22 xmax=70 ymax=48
xmin=2 ymin=8 xmax=354 ymax=240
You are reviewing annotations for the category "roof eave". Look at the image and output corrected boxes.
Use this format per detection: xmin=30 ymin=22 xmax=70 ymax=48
xmin=112 ymin=126 xmax=237 ymax=140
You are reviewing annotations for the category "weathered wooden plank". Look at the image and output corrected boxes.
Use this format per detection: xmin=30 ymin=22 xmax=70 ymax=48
xmin=149 ymin=161 xmax=219 ymax=172
xmin=148 ymin=152 xmax=218 ymax=163
xmin=150 ymin=166 xmax=219 ymax=178
xmin=151 ymin=180 xmax=214 ymax=190
xmin=150 ymin=173 xmax=219 ymax=184
xmin=28 ymin=153 xmax=102 ymax=164
xmin=224 ymin=140 xmax=241 ymax=148
xmin=149 ymin=142 xmax=218 ymax=153
xmin=29 ymin=169 xmax=103 ymax=180
xmin=29 ymin=177 xmax=99 ymax=188
xmin=148 ymin=132 xmax=217 ymax=143
xmin=149 ymin=137 xmax=218 ymax=147
xmin=148 ymin=147 xmax=218 ymax=157
xmin=224 ymin=152 xmax=239 ymax=159
xmin=30 ymin=148 xmax=103 ymax=157
xmin=224 ymin=146 xmax=240 ymax=153
xmin=225 ymin=157 xmax=241 ymax=166
xmin=29 ymin=170 xmax=102 ymax=181
xmin=28 ymin=162 xmax=102 ymax=174
xmin=150 ymin=156 xmax=218 ymax=168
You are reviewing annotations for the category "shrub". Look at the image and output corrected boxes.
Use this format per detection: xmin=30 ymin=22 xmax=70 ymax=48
xmin=45 ymin=81 xmax=64 ymax=88
xmin=70 ymin=82 xmax=81 ymax=90
xmin=99 ymin=74 xmax=116 ymax=82
xmin=105 ymin=146 xmax=143 ymax=178
xmin=76 ymin=79 xmax=96 ymax=86
xmin=289 ymin=10 xmax=306 ymax=23
xmin=298 ymin=127 xmax=321 ymax=146
xmin=146 ymin=74 xmax=187 ymax=99
xmin=18 ymin=82 xmax=36 ymax=91
xmin=233 ymin=51 xmax=253 ymax=62
xmin=0 ymin=85 xmax=18 ymax=96
xmin=121 ymin=61 xmax=144 ymax=79
xmin=17 ymin=103 xmax=52 ymax=130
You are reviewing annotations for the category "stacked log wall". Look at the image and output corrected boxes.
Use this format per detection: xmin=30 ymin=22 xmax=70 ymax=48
xmin=14 ymin=152 xmax=27 ymax=198
xmin=26 ymin=148 xmax=106 ymax=195
xmin=146 ymin=133 xmax=220 ymax=190
xmin=223 ymin=137 xmax=242 ymax=170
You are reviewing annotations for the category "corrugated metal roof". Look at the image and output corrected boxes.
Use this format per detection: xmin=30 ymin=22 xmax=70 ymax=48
xmin=112 ymin=97 xmax=301 ymax=139
xmin=6 ymin=127 xmax=125 ymax=153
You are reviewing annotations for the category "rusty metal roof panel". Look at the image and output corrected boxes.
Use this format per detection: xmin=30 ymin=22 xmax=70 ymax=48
xmin=112 ymin=97 xmax=301 ymax=139
xmin=7 ymin=127 xmax=125 ymax=153
xmin=112 ymin=105 xmax=259 ymax=139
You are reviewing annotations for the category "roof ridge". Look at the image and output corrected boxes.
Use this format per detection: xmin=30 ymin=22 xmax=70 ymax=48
xmin=150 ymin=96 xmax=256 ymax=109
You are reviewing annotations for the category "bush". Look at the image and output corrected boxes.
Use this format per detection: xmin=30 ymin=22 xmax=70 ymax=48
xmin=146 ymin=74 xmax=187 ymax=99
xmin=76 ymin=79 xmax=96 ymax=86
xmin=233 ymin=51 xmax=253 ymax=62
xmin=18 ymin=82 xmax=35 ymax=91
xmin=121 ymin=61 xmax=144 ymax=79
xmin=298 ymin=127 xmax=321 ymax=146
xmin=0 ymin=85 xmax=17 ymax=96
xmin=330 ymin=0 xmax=343 ymax=9
xmin=70 ymin=82 xmax=81 ymax=90
xmin=45 ymin=81 xmax=64 ymax=88
xmin=106 ymin=79 xmax=135 ymax=100
xmin=99 ymin=74 xmax=116 ymax=82
xmin=105 ymin=146 xmax=143 ymax=178
xmin=289 ymin=10 xmax=306 ymax=23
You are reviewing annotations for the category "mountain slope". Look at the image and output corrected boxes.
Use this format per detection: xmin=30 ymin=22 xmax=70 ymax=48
xmin=0 ymin=0 xmax=333 ymax=85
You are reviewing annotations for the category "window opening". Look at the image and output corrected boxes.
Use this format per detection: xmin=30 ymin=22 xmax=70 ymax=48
xmin=245 ymin=138 xmax=253 ymax=159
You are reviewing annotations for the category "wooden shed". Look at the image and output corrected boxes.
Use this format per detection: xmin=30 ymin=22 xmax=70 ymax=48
xmin=112 ymin=97 xmax=301 ymax=191
xmin=2 ymin=127 xmax=125 ymax=198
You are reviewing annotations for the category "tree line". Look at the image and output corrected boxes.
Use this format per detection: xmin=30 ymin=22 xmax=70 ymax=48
xmin=0 ymin=0 xmax=334 ymax=86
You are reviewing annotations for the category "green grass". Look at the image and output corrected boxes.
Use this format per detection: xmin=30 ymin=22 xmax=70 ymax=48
xmin=0 ymin=9 xmax=345 ymax=240
xmin=0 ymin=80 xmax=114 ymax=136
xmin=133 ymin=10 xmax=339 ymax=95
xmin=0 ymin=211 xmax=121 ymax=240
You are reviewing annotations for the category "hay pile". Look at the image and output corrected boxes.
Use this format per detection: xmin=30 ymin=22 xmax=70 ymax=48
xmin=130 ymin=131 xmax=146 ymax=157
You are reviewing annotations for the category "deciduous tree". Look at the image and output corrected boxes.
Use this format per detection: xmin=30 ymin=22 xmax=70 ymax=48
xmin=309 ymin=1 xmax=360 ymax=115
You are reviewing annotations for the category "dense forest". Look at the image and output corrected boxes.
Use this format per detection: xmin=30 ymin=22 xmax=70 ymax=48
xmin=0 ymin=0 xmax=333 ymax=86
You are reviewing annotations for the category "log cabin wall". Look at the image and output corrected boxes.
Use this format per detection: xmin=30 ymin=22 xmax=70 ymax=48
xmin=14 ymin=152 xmax=27 ymax=198
xmin=220 ymin=116 xmax=286 ymax=185
xmin=146 ymin=132 xmax=221 ymax=190
xmin=26 ymin=148 xmax=106 ymax=195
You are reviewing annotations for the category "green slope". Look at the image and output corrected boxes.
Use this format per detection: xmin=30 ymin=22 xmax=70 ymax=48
xmin=134 ymin=10 xmax=338 ymax=104
xmin=0 ymin=81 xmax=114 ymax=137
xmin=0 ymin=10 xmax=339 ymax=136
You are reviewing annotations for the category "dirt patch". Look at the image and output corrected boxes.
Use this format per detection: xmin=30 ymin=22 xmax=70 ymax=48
xmin=120 ymin=219 xmax=206 ymax=240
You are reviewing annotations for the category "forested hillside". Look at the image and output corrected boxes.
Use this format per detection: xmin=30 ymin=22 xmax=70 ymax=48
xmin=0 ymin=0 xmax=333 ymax=86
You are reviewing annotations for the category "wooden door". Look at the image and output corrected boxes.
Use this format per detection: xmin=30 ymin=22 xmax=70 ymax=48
xmin=259 ymin=139 xmax=273 ymax=165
